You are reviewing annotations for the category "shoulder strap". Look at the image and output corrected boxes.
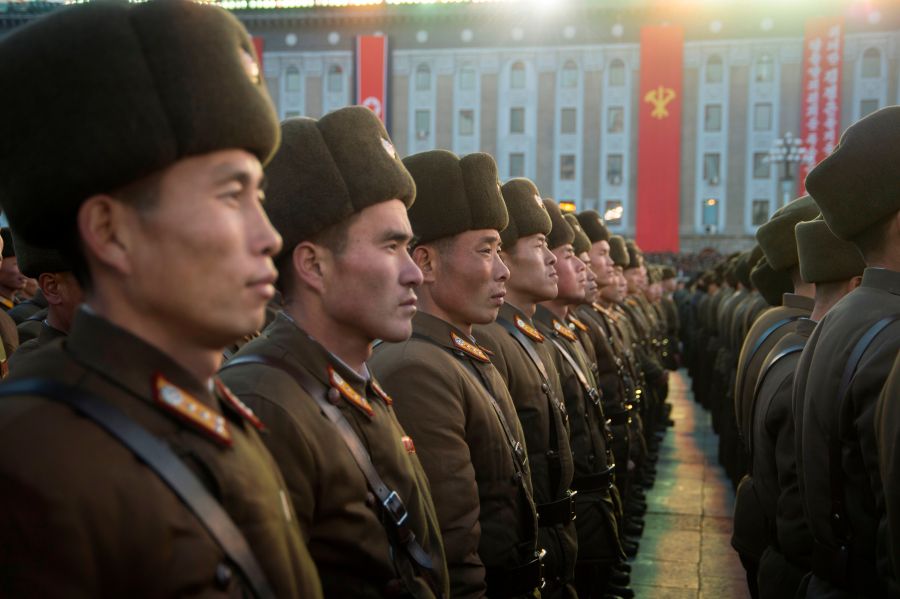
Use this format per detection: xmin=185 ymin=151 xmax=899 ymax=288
xmin=498 ymin=317 xmax=550 ymax=382
xmin=222 ymin=355 xmax=441 ymax=596
xmin=828 ymin=314 xmax=900 ymax=547
xmin=545 ymin=334 xmax=601 ymax=408
xmin=0 ymin=378 xmax=275 ymax=599
xmin=746 ymin=315 xmax=806 ymax=369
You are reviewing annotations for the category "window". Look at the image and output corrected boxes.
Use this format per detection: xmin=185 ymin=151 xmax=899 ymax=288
xmin=753 ymin=152 xmax=770 ymax=178
xmin=753 ymin=103 xmax=772 ymax=131
xmin=752 ymin=199 xmax=770 ymax=226
xmin=510 ymin=107 xmax=525 ymax=134
xmin=704 ymin=104 xmax=722 ymax=132
xmin=702 ymin=198 xmax=719 ymax=227
xmin=604 ymin=200 xmax=623 ymax=226
xmin=755 ymin=54 xmax=774 ymax=83
xmin=860 ymin=99 xmax=880 ymax=118
xmin=509 ymin=153 xmax=525 ymax=177
xmin=608 ymin=59 xmax=625 ymax=87
xmin=608 ymin=106 xmax=624 ymax=133
xmin=285 ymin=111 xmax=301 ymax=119
xmin=703 ymin=153 xmax=720 ymax=184
xmin=862 ymin=48 xmax=881 ymax=79
xmin=561 ymin=60 xmax=578 ymax=88
xmin=560 ymin=155 xmax=576 ymax=180
xmin=606 ymin=154 xmax=623 ymax=186
xmin=459 ymin=64 xmax=476 ymax=91
xmin=415 ymin=110 xmax=430 ymax=140
xmin=415 ymin=64 xmax=431 ymax=91
xmin=458 ymin=110 xmax=474 ymax=136
xmin=705 ymin=55 xmax=723 ymax=84
xmin=510 ymin=62 xmax=526 ymax=89
xmin=285 ymin=66 xmax=301 ymax=92
xmin=327 ymin=64 xmax=343 ymax=93
xmin=561 ymin=108 xmax=577 ymax=134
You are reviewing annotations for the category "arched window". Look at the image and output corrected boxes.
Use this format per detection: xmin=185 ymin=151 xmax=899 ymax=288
xmin=862 ymin=48 xmax=882 ymax=79
xmin=459 ymin=64 xmax=476 ymax=91
xmin=705 ymin=55 xmax=723 ymax=84
xmin=510 ymin=61 xmax=526 ymax=89
xmin=415 ymin=63 xmax=431 ymax=92
xmin=608 ymin=59 xmax=625 ymax=87
xmin=561 ymin=60 xmax=578 ymax=88
xmin=327 ymin=64 xmax=343 ymax=93
xmin=285 ymin=66 xmax=301 ymax=92
xmin=755 ymin=53 xmax=773 ymax=83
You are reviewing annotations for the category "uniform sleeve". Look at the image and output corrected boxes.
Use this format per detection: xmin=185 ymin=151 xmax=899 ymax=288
xmin=376 ymin=357 xmax=487 ymax=599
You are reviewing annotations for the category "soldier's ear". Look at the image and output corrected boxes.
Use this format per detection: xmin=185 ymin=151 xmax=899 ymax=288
xmin=412 ymin=245 xmax=437 ymax=284
xmin=76 ymin=193 xmax=137 ymax=278
xmin=291 ymin=241 xmax=327 ymax=294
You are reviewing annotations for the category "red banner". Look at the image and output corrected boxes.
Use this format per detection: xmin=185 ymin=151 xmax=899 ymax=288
xmin=635 ymin=25 xmax=683 ymax=252
xmin=798 ymin=17 xmax=844 ymax=195
xmin=356 ymin=35 xmax=388 ymax=122
xmin=252 ymin=37 xmax=264 ymax=77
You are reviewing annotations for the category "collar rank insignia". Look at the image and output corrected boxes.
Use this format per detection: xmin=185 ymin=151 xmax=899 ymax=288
xmin=568 ymin=315 xmax=589 ymax=332
xmin=328 ymin=367 xmax=374 ymax=418
xmin=592 ymin=302 xmax=608 ymax=315
xmin=514 ymin=315 xmax=545 ymax=342
xmin=450 ymin=331 xmax=491 ymax=362
xmin=401 ymin=435 xmax=416 ymax=454
xmin=0 ymin=297 xmax=13 ymax=310
xmin=153 ymin=374 xmax=231 ymax=446
xmin=215 ymin=378 xmax=264 ymax=431
xmin=370 ymin=378 xmax=393 ymax=407
xmin=553 ymin=319 xmax=579 ymax=342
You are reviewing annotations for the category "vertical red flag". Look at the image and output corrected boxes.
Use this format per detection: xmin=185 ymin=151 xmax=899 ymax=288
xmin=797 ymin=17 xmax=844 ymax=195
xmin=356 ymin=35 xmax=388 ymax=122
xmin=635 ymin=25 xmax=683 ymax=252
xmin=252 ymin=36 xmax=264 ymax=77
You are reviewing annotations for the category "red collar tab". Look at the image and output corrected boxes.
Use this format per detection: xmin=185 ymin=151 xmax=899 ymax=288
xmin=153 ymin=373 xmax=232 ymax=446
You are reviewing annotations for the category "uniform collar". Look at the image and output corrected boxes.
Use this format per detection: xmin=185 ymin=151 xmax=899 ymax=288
xmin=38 ymin=320 xmax=67 ymax=344
xmin=499 ymin=302 xmax=544 ymax=342
xmin=861 ymin=267 xmax=900 ymax=296
xmin=412 ymin=311 xmax=492 ymax=362
xmin=781 ymin=293 xmax=815 ymax=311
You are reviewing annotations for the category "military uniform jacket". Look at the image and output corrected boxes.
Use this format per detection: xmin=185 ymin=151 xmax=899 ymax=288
xmin=0 ymin=309 xmax=322 ymax=598
xmin=794 ymin=268 xmax=900 ymax=595
xmin=219 ymin=312 xmax=449 ymax=599
xmin=876 ymin=352 xmax=900 ymax=589
xmin=533 ymin=306 xmax=622 ymax=564
xmin=16 ymin=308 xmax=46 ymax=344
xmin=7 ymin=291 xmax=47 ymax=325
xmin=370 ymin=311 xmax=539 ymax=599
xmin=734 ymin=293 xmax=813 ymax=445
xmin=474 ymin=303 xmax=577 ymax=591
xmin=8 ymin=319 xmax=65 ymax=373
xmin=575 ymin=304 xmax=628 ymax=416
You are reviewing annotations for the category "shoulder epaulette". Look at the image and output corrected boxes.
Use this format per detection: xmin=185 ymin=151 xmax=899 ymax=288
xmin=329 ymin=366 xmax=374 ymax=418
xmin=514 ymin=315 xmax=545 ymax=342
xmin=153 ymin=373 xmax=232 ymax=446
xmin=215 ymin=378 xmax=264 ymax=431
xmin=568 ymin=315 xmax=589 ymax=332
xmin=451 ymin=331 xmax=491 ymax=362
xmin=552 ymin=319 xmax=579 ymax=342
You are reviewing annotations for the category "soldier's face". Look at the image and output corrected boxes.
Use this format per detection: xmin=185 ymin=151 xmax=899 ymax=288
xmin=624 ymin=267 xmax=644 ymax=294
xmin=551 ymin=244 xmax=586 ymax=304
xmin=122 ymin=149 xmax=281 ymax=350
xmin=428 ymin=229 xmax=508 ymax=327
xmin=0 ymin=256 xmax=26 ymax=295
xmin=502 ymin=233 xmax=557 ymax=304
xmin=319 ymin=200 xmax=422 ymax=344
xmin=588 ymin=240 xmax=615 ymax=287
xmin=579 ymin=251 xmax=599 ymax=303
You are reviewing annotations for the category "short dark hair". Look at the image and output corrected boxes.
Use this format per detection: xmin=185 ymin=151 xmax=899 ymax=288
xmin=850 ymin=209 xmax=897 ymax=263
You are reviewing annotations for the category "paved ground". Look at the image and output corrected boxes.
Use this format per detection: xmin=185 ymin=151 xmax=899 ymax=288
xmin=631 ymin=371 xmax=752 ymax=599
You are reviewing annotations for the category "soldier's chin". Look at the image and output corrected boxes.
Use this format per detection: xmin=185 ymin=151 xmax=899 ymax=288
xmin=378 ymin=320 xmax=415 ymax=344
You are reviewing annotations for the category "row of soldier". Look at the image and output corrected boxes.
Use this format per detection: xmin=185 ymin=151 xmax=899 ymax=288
xmin=0 ymin=2 xmax=683 ymax=598
xmin=679 ymin=106 xmax=900 ymax=598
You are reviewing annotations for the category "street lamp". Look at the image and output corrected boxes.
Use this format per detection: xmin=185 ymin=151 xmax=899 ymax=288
xmin=767 ymin=131 xmax=808 ymax=209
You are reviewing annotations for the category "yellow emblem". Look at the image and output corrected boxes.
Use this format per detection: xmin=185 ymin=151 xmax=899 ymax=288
xmin=515 ymin=315 xmax=545 ymax=343
xmin=568 ymin=315 xmax=589 ymax=332
xmin=153 ymin=374 xmax=232 ymax=446
xmin=329 ymin=367 xmax=374 ymax=418
xmin=644 ymin=85 xmax=677 ymax=119
xmin=451 ymin=331 xmax=490 ymax=363
xmin=553 ymin=319 xmax=579 ymax=342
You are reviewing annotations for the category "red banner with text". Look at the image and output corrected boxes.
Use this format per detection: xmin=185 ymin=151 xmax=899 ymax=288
xmin=798 ymin=17 xmax=844 ymax=195
xmin=356 ymin=35 xmax=389 ymax=123
xmin=252 ymin=37 xmax=264 ymax=77
xmin=635 ymin=25 xmax=683 ymax=252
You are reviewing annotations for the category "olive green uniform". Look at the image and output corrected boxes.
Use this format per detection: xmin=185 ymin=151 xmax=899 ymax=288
xmin=876 ymin=352 xmax=900 ymax=589
xmin=0 ymin=310 xmax=322 ymax=598
xmin=7 ymin=320 xmax=65 ymax=373
xmin=371 ymin=311 xmax=540 ymax=599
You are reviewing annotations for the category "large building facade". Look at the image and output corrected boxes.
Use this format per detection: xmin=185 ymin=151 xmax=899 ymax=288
xmin=3 ymin=0 xmax=898 ymax=251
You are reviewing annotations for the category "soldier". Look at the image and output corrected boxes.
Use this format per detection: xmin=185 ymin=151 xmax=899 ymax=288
xmin=470 ymin=179 xmax=577 ymax=598
xmin=532 ymin=200 xmax=630 ymax=596
xmin=0 ymin=228 xmax=25 ymax=311
xmin=877 ymin=352 xmax=900 ymax=585
xmin=796 ymin=106 xmax=900 ymax=597
xmin=7 ymin=235 xmax=82 ymax=372
xmin=0 ymin=2 xmax=322 ymax=596
xmin=0 ymin=231 xmax=19 ymax=364
xmin=741 ymin=216 xmax=865 ymax=598
xmin=218 ymin=108 xmax=449 ymax=598
xmin=370 ymin=150 xmax=541 ymax=598
xmin=659 ymin=266 xmax=681 ymax=370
